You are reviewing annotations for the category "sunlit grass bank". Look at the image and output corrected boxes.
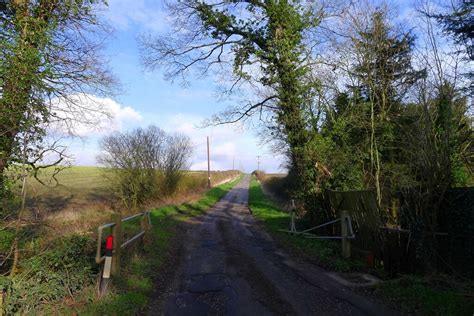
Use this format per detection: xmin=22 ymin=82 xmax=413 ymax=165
xmin=248 ymin=174 xmax=360 ymax=272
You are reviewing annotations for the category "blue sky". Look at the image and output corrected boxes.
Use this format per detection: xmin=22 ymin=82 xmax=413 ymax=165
xmin=64 ymin=0 xmax=286 ymax=173
xmin=64 ymin=0 xmax=426 ymax=173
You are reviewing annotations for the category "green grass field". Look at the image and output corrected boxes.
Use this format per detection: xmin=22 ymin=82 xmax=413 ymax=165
xmin=24 ymin=166 xmax=238 ymax=207
xmin=10 ymin=166 xmax=239 ymax=237
xmin=27 ymin=165 xmax=111 ymax=197
xmin=22 ymin=166 xmax=114 ymax=217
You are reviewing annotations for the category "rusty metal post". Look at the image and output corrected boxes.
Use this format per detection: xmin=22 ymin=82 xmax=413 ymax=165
xmin=341 ymin=210 xmax=351 ymax=258
xmin=111 ymin=213 xmax=122 ymax=275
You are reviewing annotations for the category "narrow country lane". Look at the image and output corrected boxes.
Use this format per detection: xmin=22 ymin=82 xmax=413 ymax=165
xmin=151 ymin=175 xmax=397 ymax=316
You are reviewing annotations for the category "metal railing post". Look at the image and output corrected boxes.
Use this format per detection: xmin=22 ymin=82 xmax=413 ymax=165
xmin=341 ymin=210 xmax=351 ymax=258
xmin=111 ymin=213 xmax=122 ymax=275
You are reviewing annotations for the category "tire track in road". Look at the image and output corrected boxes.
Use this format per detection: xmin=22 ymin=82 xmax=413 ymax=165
xmin=218 ymin=218 xmax=294 ymax=315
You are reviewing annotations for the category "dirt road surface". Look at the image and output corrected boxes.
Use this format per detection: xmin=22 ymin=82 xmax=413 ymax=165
xmin=150 ymin=175 xmax=397 ymax=315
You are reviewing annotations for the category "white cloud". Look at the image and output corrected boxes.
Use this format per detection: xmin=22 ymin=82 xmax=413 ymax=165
xmin=151 ymin=113 xmax=286 ymax=173
xmin=49 ymin=94 xmax=142 ymax=137
xmin=63 ymin=111 xmax=285 ymax=172
xmin=100 ymin=0 xmax=166 ymax=32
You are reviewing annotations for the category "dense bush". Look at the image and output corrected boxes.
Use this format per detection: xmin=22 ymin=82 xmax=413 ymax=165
xmin=253 ymin=171 xmax=291 ymax=201
xmin=98 ymin=125 xmax=193 ymax=209
xmin=1 ymin=235 xmax=97 ymax=314
xmin=172 ymin=170 xmax=240 ymax=197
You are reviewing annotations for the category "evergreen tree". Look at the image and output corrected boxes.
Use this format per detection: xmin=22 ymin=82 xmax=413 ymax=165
xmin=349 ymin=10 xmax=425 ymax=205
xmin=430 ymin=0 xmax=473 ymax=60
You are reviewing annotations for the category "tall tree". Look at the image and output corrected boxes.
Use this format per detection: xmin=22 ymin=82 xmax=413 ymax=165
xmin=414 ymin=1 xmax=473 ymax=189
xmin=428 ymin=0 xmax=473 ymax=60
xmin=0 ymin=0 xmax=115 ymax=207
xmin=347 ymin=9 xmax=425 ymax=205
xmin=140 ymin=1 xmax=324 ymax=198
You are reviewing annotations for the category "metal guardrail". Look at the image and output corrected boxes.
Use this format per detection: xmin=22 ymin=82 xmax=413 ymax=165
xmin=279 ymin=210 xmax=355 ymax=240
xmin=95 ymin=211 xmax=151 ymax=264
xmin=300 ymin=216 xmax=355 ymax=239
xmin=279 ymin=199 xmax=355 ymax=258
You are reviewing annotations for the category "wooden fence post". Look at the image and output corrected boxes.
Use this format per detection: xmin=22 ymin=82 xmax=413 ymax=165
xmin=290 ymin=200 xmax=296 ymax=234
xmin=111 ymin=213 xmax=122 ymax=276
xmin=341 ymin=210 xmax=351 ymax=258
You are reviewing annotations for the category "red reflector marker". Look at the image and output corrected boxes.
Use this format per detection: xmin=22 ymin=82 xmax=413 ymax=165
xmin=105 ymin=235 xmax=114 ymax=257
xmin=105 ymin=235 xmax=114 ymax=250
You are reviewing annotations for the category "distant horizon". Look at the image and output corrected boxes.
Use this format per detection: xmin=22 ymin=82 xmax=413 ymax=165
xmin=26 ymin=164 xmax=287 ymax=174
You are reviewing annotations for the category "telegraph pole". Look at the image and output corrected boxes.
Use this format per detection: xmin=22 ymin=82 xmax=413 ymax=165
xmin=207 ymin=136 xmax=211 ymax=188
xmin=257 ymin=155 xmax=261 ymax=171
xmin=232 ymin=156 xmax=235 ymax=170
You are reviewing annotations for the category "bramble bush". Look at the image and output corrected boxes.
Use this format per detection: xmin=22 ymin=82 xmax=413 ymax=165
xmin=1 ymin=235 xmax=97 ymax=314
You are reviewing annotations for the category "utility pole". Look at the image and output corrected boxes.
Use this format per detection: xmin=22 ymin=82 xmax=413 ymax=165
xmin=257 ymin=155 xmax=261 ymax=171
xmin=207 ymin=136 xmax=211 ymax=188
xmin=232 ymin=156 xmax=235 ymax=170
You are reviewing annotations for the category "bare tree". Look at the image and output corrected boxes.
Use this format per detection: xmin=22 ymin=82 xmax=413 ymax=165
xmin=420 ymin=0 xmax=473 ymax=61
xmin=163 ymin=133 xmax=193 ymax=194
xmin=394 ymin=1 xmax=473 ymax=256
xmin=98 ymin=126 xmax=193 ymax=209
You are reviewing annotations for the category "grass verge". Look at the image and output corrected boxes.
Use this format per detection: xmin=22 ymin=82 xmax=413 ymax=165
xmin=374 ymin=275 xmax=474 ymax=316
xmin=82 ymin=174 xmax=243 ymax=315
xmin=248 ymin=174 xmax=362 ymax=272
